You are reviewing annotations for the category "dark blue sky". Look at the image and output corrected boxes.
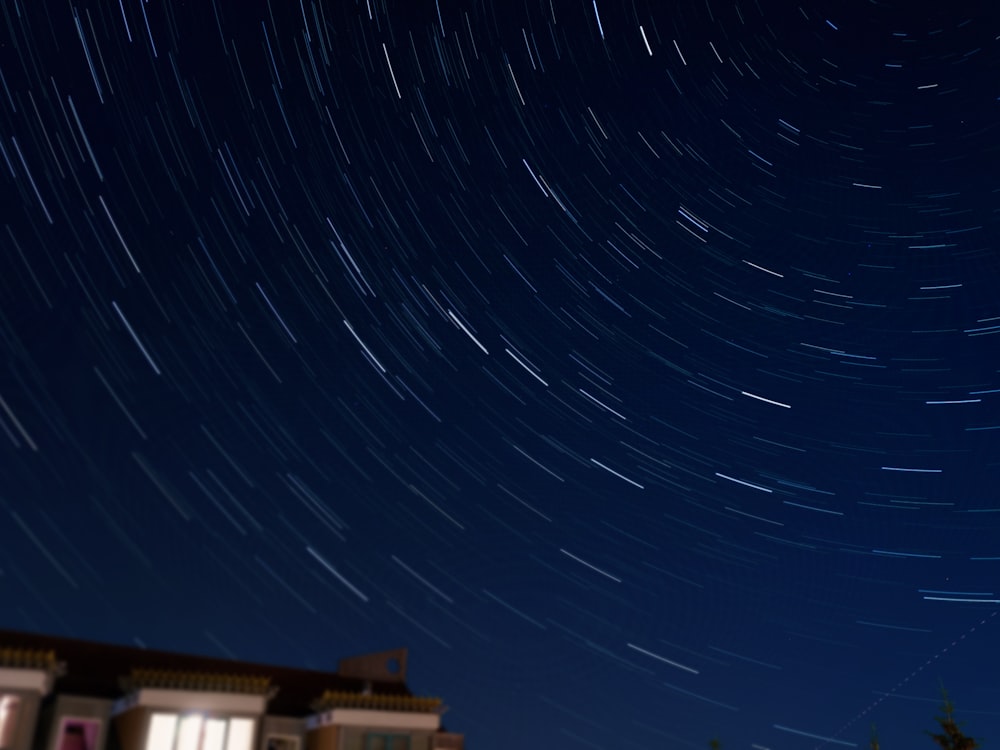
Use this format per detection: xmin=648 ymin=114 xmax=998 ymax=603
xmin=2 ymin=1 xmax=1000 ymax=748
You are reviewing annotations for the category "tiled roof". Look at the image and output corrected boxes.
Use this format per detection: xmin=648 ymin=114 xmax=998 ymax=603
xmin=311 ymin=691 xmax=443 ymax=713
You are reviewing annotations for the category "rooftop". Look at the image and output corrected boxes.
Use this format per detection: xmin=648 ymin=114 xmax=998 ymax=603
xmin=0 ymin=629 xmax=416 ymax=717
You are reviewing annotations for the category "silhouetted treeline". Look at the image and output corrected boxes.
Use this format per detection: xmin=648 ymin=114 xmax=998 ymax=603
xmin=709 ymin=691 xmax=982 ymax=750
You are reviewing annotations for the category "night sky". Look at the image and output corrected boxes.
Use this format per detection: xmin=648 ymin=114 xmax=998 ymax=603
xmin=2 ymin=1 xmax=1000 ymax=748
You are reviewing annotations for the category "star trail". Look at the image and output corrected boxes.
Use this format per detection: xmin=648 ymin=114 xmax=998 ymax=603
xmin=3 ymin=0 xmax=1000 ymax=748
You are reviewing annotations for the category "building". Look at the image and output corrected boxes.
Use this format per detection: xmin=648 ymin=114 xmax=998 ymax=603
xmin=0 ymin=630 xmax=464 ymax=750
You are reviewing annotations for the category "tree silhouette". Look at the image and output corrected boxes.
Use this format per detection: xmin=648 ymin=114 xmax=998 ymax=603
xmin=927 ymin=690 xmax=980 ymax=750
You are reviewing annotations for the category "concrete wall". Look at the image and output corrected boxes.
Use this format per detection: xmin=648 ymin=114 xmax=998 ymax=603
xmin=304 ymin=724 xmax=339 ymax=750
xmin=109 ymin=707 xmax=147 ymax=750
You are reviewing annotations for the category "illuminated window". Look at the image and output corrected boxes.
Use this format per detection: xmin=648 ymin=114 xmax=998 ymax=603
xmin=362 ymin=735 xmax=410 ymax=750
xmin=176 ymin=716 xmax=202 ymax=750
xmin=146 ymin=715 xmax=254 ymax=750
xmin=225 ymin=719 xmax=253 ymax=750
xmin=148 ymin=715 xmax=178 ymax=750
xmin=202 ymin=720 xmax=226 ymax=750
xmin=0 ymin=696 xmax=21 ymax=750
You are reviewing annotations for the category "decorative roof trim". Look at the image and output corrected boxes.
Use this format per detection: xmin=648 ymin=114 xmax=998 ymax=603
xmin=121 ymin=669 xmax=272 ymax=696
xmin=0 ymin=647 xmax=64 ymax=695
xmin=309 ymin=691 xmax=442 ymax=714
xmin=305 ymin=708 xmax=440 ymax=732
xmin=0 ymin=648 xmax=57 ymax=670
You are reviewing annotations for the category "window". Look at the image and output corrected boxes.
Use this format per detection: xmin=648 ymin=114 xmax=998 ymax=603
xmin=264 ymin=737 xmax=298 ymax=750
xmin=0 ymin=696 xmax=20 ymax=750
xmin=146 ymin=715 xmax=255 ymax=750
xmin=362 ymin=735 xmax=410 ymax=750
xmin=58 ymin=719 xmax=101 ymax=750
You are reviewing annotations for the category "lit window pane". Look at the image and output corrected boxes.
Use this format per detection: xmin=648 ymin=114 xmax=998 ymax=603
xmin=176 ymin=716 xmax=203 ymax=750
xmin=224 ymin=719 xmax=253 ymax=750
xmin=202 ymin=719 xmax=226 ymax=750
xmin=0 ymin=696 xmax=21 ymax=750
xmin=147 ymin=714 xmax=178 ymax=750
